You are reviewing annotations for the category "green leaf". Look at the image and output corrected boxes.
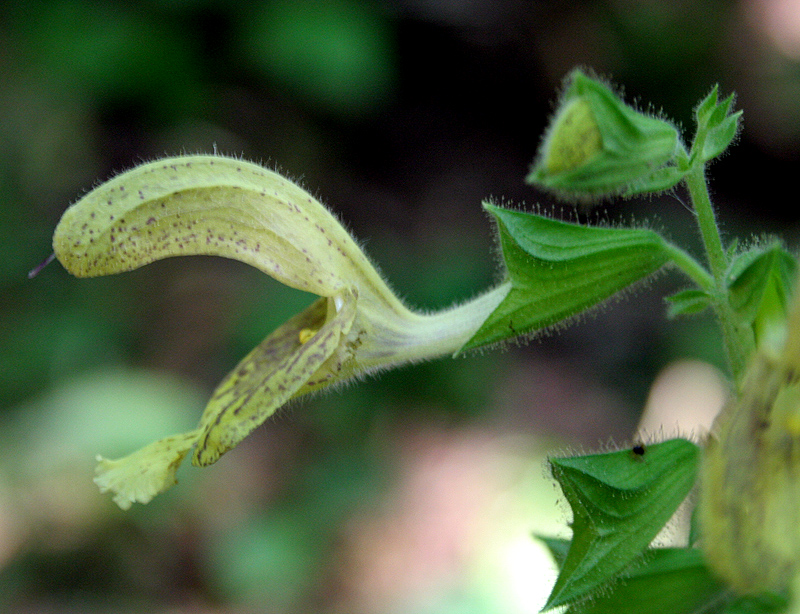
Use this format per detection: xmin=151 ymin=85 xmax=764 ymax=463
xmin=727 ymin=244 xmax=796 ymax=344
xmin=566 ymin=548 xmax=726 ymax=614
xmin=665 ymin=288 xmax=711 ymax=318
xmin=543 ymin=438 xmax=701 ymax=610
xmin=462 ymin=204 xmax=672 ymax=350
xmin=539 ymin=536 xmax=571 ymax=569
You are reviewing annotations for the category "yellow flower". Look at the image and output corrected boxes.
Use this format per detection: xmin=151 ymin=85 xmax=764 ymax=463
xmin=53 ymin=155 xmax=510 ymax=509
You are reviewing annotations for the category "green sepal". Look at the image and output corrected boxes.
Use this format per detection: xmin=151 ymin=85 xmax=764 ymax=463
xmin=463 ymin=204 xmax=672 ymax=350
xmin=692 ymin=85 xmax=742 ymax=164
xmin=528 ymin=69 xmax=683 ymax=201
xmin=727 ymin=244 xmax=796 ymax=345
xmin=623 ymin=164 xmax=689 ymax=198
xmin=543 ymin=439 xmax=701 ymax=610
xmin=665 ymin=288 xmax=711 ymax=318
xmin=695 ymin=84 xmax=722 ymax=125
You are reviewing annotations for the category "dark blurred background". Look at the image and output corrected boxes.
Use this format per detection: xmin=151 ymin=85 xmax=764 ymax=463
xmin=1 ymin=1 xmax=798 ymax=612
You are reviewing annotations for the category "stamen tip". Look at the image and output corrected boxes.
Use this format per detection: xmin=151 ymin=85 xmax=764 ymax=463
xmin=28 ymin=253 xmax=56 ymax=279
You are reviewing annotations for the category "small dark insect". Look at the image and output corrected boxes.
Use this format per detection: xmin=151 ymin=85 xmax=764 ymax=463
xmin=631 ymin=444 xmax=646 ymax=456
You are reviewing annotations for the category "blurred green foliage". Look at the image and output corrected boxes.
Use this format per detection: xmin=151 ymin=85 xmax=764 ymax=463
xmin=244 ymin=0 xmax=396 ymax=115
xmin=2 ymin=0 xmax=800 ymax=612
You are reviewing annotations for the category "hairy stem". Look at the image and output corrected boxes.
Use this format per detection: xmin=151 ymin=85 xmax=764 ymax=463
xmin=685 ymin=165 xmax=751 ymax=382
xmin=662 ymin=242 xmax=714 ymax=293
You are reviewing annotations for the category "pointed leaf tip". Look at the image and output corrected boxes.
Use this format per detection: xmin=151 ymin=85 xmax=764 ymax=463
xmin=544 ymin=438 xmax=700 ymax=609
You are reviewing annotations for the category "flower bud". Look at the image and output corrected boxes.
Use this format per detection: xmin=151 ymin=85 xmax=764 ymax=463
xmin=528 ymin=69 xmax=684 ymax=201
xmin=542 ymin=96 xmax=603 ymax=175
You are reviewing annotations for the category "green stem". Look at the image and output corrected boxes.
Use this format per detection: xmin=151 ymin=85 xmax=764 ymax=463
xmin=662 ymin=242 xmax=714 ymax=293
xmin=685 ymin=165 xmax=751 ymax=382
xmin=686 ymin=167 xmax=727 ymax=283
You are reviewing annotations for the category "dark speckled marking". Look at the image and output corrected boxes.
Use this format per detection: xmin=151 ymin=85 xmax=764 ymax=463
xmin=192 ymin=291 xmax=357 ymax=466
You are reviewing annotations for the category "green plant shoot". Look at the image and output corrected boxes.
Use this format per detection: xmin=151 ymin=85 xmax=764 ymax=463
xmin=46 ymin=65 xmax=800 ymax=614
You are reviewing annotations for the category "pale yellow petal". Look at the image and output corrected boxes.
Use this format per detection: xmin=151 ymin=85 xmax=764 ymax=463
xmin=192 ymin=289 xmax=358 ymax=466
xmin=94 ymin=430 xmax=200 ymax=509
xmin=52 ymin=155 xmax=395 ymax=301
